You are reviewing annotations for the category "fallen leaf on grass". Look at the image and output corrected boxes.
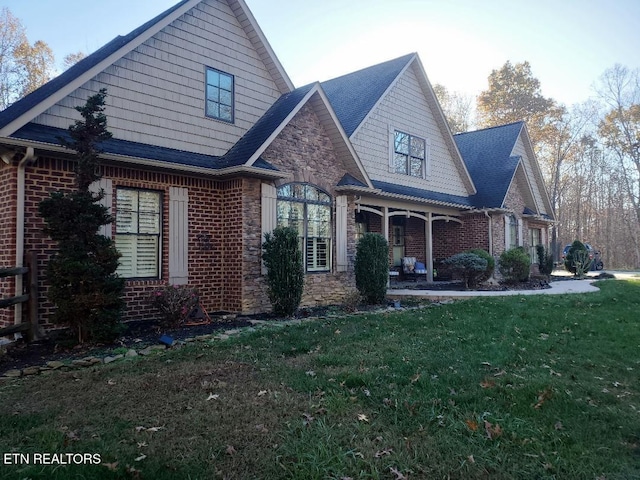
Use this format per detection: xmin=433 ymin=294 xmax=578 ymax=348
xmin=102 ymin=462 xmax=119 ymax=471
xmin=554 ymin=421 xmax=564 ymax=430
xmin=410 ymin=373 xmax=421 ymax=383
xmin=255 ymin=424 xmax=269 ymax=433
xmin=480 ymin=379 xmax=496 ymax=389
xmin=257 ymin=390 xmax=268 ymax=397
xmin=126 ymin=466 xmax=141 ymax=479
xmin=302 ymin=413 xmax=315 ymax=426
xmin=389 ymin=466 xmax=406 ymax=480
xmin=225 ymin=445 xmax=237 ymax=455
xmin=534 ymin=388 xmax=553 ymax=409
xmin=137 ymin=442 xmax=148 ymax=448
xmin=465 ymin=419 xmax=479 ymax=431
xmin=374 ymin=447 xmax=393 ymax=458
xmin=134 ymin=454 xmax=146 ymax=462
xmin=107 ymin=379 xmax=116 ymax=385
xmin=484 ymin=420 xmax=503 ymax=439
xmin=467 ymin=454 xmax=475 ymax=464
xmin=306 ymin=370 xmax=316 ymax=377
xmin=206 ymin=393 xmax=220 ymax=401
xmin=357 ymin=413 xmax=369 ymax=422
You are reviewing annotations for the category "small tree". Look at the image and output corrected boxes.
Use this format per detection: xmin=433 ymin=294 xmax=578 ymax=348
xmin=39 ymin=88 xmax=124 ymax=343
xmin=262 ymin=226 xmax=304 ymax=316
xmin=443 ymin=252 xmax=488 ymax=289
xmin=355 ymin=233 xmax=389 ymax=304
xmin=498 ymin=247 xmax=531 ymax=284
xmin=536 ymin=244 xmax=554 ymax=277
xmin=564 ymin=240 xmax=592 ymax=278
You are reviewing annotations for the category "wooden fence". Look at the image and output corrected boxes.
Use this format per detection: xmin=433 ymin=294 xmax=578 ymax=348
xmin=0 ymin=252 xmax=38 ymax=341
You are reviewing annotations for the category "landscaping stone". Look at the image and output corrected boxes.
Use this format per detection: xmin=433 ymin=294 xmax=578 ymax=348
xmin=4 ymin=369 xmax=22 ymax=378
xmin=46 ymin=361 xmax=65 ymax=369
xmin=125 ymin=349 xmax=138 ymax=358
xmin=104 ymin=354 xmax=124 ymax=364
xmin=72 ymin=359 xmax=93 ymax=367
xmin=22 ymin=366 xmax=40 ymax=376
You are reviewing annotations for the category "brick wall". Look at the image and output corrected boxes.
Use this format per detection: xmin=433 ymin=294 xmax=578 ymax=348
xmin=0 ymin=162 xmax=18 ymax=328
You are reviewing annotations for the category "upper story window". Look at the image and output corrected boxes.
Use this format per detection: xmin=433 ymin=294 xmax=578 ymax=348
xmin=115 ymin=188 xmax=162 ymax=279
xmin=277 ymin=183 xmax=332 ymax=272
xmin=206 ymin=67 xmax=234 ymax=123
xmin=394 ymin=130 xmax=425 ymax=178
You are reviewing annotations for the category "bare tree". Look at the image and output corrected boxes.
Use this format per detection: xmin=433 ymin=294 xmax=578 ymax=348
xmin=433 ymin=83 xmax=476 ymax=134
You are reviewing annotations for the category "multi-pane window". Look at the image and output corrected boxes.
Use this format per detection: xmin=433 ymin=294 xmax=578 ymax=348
xmin=115 ymin=188 xmax=161 ymax=278
xmin=394 ymin=130 xmax=425 ymax=177
xmin=205 ymin=67 xmax=234 ymax=123
xmin=508 ymin=215 xmax=518 ymax=249
xmin=529 ymin=228 xmax=542 ymax=264
xmin=277 ymin=183 xmax=331 ymax=272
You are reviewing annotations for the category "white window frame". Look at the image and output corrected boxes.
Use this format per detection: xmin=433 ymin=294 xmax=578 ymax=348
xmin=115 ymin=188 xmax=162 ymax=279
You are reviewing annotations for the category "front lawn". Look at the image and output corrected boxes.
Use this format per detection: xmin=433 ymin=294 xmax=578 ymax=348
xmin=1 ymin=280 xmax=639 ymax=479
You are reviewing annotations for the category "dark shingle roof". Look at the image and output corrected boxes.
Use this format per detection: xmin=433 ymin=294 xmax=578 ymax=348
xmin=372 ymin=180 xmax=474 ymax=209
xmin=11 ymin=122 xmax=279 ymax=172
xmin=337 ymin=173 xmax=368 ymax=188
xmin=222 ymin=84 xmax=315 ymax=166
xmin=454 ymin=122 xmax=524 ymax=208
xmin=0 ymin=0 xmax=191 ymax=130
xmin=321 ymin=54 xmax=415 ymax=136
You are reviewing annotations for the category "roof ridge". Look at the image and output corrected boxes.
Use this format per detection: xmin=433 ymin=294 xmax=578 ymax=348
xmin=321 ymin=53 xmax=415 ymax=84
xmin=454 ymin=120 xmax=524 ymax=137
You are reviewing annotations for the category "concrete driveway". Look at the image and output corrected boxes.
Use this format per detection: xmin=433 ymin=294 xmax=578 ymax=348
xmin=387 ymin=270 xmax=638 ymax=299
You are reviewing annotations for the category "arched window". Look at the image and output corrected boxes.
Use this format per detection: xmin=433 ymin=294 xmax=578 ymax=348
xmin=277 ymin=183 xmax=332 ymax=272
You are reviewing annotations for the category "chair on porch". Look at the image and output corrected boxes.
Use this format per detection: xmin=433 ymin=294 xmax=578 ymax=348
xmin=402 ymin=257 xmax=428 ymax=282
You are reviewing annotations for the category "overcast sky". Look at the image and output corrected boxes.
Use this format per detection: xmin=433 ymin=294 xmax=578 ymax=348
xmin=5 ymin=0 xmax=639 ymax=106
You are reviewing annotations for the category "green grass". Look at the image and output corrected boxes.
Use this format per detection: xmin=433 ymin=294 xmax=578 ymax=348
xmin=1 ymin=279 xmax=639 ymax=479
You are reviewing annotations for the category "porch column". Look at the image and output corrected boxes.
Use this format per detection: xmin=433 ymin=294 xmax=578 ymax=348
xmin=426 ymin=212 xmax=433 ymax=282
xmin=383 ymin=206 xmax=390 ymax=287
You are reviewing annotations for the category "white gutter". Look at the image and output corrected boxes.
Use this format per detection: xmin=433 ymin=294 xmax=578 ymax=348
xmin=15 ymin=147 xmax=37 ymax=331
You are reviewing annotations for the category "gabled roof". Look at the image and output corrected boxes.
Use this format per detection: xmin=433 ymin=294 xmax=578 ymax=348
xmin=224 ymin=82 xmax=373 ymax=188
xmin=454 ymin=122 xmax=526 ymax=209
xmin=321 ymin=53 xmax=415 ymax=137
xmin=0 ymin=0 xmax=293 ymax=137
xmin=9 ymin=121 xmax=281 ymax=175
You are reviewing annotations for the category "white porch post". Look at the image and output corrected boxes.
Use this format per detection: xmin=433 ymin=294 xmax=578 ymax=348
xmin=383 ymin=206 xmax=390 ymax=287
xmin=426 ymin=212 xmax=433 ymax=282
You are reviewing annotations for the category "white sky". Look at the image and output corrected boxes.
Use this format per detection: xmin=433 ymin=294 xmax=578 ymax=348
xmin=4 ymin=0 xmax=639 ymax=106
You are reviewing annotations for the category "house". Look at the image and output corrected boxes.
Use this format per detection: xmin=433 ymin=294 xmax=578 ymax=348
xmin=0 ymin=0 xmax=554 ymax=332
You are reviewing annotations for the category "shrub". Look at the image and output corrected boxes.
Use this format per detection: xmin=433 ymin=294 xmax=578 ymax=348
xmin=499 ymin=247 xmax=531 ymax=284
xmin=38 ymin=89 xmax=124 ymax=344
xmin=149 ymin=285 xmax=199 ymax=328
xmin=564 ymin=240 xmax=592 ymax=278
xmin=262 ymin=226 xmax=304 ymax=316
xmin=466 ymin=248 xmax=494 ymax=283
xmin=355 ymin=233 xmax=389 ymax=304
xmin=443 ymin=252 xmax=488 ymax=289
xmin=536 ymin=244 xmax=554 ymax=276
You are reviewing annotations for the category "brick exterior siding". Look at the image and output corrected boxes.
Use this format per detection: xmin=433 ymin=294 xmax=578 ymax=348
xmin=0 ymin=162 xmax=18 ymax=328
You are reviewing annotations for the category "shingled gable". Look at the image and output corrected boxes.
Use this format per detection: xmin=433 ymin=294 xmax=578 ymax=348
xmin=322 ymin=53 xmax=475 ymax=195
xmin=0 ymin=0 xmax=293 ymax=138
xmin=454 ymin=121 xmax=554 ymax=218
xmin=223 ymin=83 xmax=372 ymax=188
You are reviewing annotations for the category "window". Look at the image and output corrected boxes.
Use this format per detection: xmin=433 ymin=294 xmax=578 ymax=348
xmin=508 ymin=215 xmax=518 ymax=249
xmin=355 ymin=211 xmax=369 ymax=243
xmin=394 ymin=130 xmax=425 ymax=178
xmin=529 ymin=228 xmax=542 ymax=264
xmin=115 ymin=188 xmax=161 ymax=278
xmin=277 ymin=183 xmax=331 ymax=272
xmin=205 ymin=67 xmax=234 ymax=122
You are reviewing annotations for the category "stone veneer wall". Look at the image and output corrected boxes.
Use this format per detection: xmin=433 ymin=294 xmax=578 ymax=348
xmin=243 ymin=103 xmax=357 ymax=313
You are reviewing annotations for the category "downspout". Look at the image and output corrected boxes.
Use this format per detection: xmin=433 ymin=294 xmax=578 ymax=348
xmin=15 ymin=147 xmax=37 ymax=331
xmin=483 ymin=209 xmax=493 ymax=256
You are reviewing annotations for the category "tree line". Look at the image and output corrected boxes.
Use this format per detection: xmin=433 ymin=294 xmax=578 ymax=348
xmin=2 ymin=8 xmax=638 ymax=269
xmin=436 ymin=61 xmax=640 ymax=269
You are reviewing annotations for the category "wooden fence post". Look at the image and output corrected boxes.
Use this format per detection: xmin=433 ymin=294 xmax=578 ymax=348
xmin=26 ymin=251 xmax=39 ymax=341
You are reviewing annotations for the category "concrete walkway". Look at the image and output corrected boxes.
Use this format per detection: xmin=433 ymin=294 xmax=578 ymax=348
xmin=386 ymin=269 xmax=639 ymax=299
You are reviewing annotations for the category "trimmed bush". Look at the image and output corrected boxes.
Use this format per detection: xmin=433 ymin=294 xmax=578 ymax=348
xmin=466 ymin=248 xmax=494 ymax=283
xmin=262 ymin=226 xmax=304 ymax=316
xmin=499 ymin=247 xmax=531 ymax=284
xmin=536 ymin=244 xmax=554 ymax=276
xmin=443 ymin=252 xmax=488 ymax=289
xmin=564 ymin=240 xmax=592 ymax=278
xmin=148 ymin=284 xmax=199 ymax=328
xmin=355 ymin=233 xmax=389 ymax=304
